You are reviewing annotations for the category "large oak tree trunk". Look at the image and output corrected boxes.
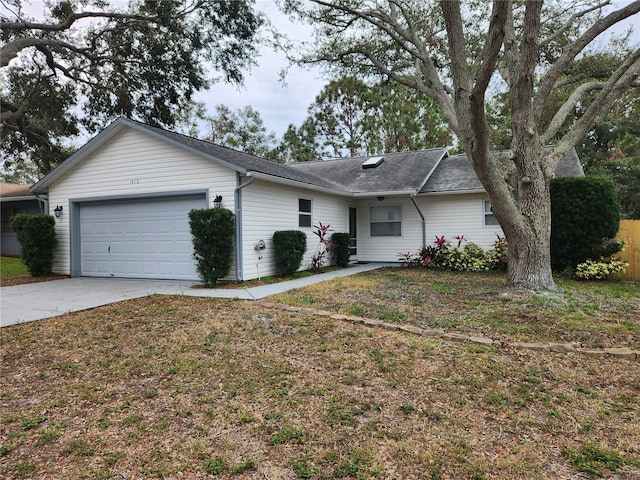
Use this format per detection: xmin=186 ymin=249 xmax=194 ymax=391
xmin=474 ymin=151 xmax=557 ymax=292
xmin=500 ymin=174 xmax=556 ymax=291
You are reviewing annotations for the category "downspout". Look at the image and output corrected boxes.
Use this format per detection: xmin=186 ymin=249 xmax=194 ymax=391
xmin=410 ymin=193 xmax=426 ymax=249
xmin=234 ymin=172 xmax=253 ymax=281
xmin=34 ymin=193 xmax=49 ymax=215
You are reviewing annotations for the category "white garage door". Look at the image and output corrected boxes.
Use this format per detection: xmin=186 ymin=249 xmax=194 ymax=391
xmin=80 ymin=195 xmax=206 ymax=280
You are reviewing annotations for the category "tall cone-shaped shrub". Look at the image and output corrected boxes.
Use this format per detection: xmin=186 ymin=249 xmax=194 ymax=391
xmin=189 ymin=208 xmax=235 ymax=287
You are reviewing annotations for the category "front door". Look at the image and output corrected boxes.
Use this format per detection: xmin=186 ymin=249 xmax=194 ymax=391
xmin=349 ymin=207 xmax=357 ymax=257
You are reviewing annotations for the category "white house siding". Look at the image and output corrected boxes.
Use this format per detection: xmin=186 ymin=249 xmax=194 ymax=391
xmin=47 ymin=127 xmax=238 ymax=277
xmin=240 ymin=179 xmax=350 ymax=280
xmin=420 ymin=193 xmax=505 ymax=250
xmin=355 ymin=196 xmax=424 ymax=262
xmin=356 ymin=193 xmax=505 ymax=262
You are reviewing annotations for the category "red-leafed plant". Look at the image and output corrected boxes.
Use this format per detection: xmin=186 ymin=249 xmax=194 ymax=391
xmin=311 ymin=222 xmax=335 ymax=271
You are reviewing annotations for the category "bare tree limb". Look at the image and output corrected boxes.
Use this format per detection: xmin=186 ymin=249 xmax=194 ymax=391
xmin=534 ymin=0 xmax=640 ymax=123
xmin=0 ymin=11 xmax=163 ymax=33
xmin=308 ymin=0 xmax=456 ymax=130
xmin=511 ymin=0 xmax=543 ymax=139
xmin=539 ymin=0 xmax=611 ymax=48
xmin=554 ymin=48 xmax=640 ymax=156
xmin=540 ymin=81 xmax=607 ymax=145
xmin=473 ymin=1 xmax=508 ymax=97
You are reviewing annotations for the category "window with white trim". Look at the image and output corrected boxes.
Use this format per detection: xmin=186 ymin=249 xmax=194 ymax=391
xmin=299 ymin=198 xmax=312 ymax=227
xmin=370 ymin=205 xmax=402 ymax=236
xmin=483 ymin=200 xmax=499 ymax=226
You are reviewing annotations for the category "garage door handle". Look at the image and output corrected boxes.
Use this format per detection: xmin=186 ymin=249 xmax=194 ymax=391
xmin=108 ymin=246 xmax=110 ymax=253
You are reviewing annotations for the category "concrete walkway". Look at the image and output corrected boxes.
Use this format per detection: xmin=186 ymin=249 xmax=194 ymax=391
xmin=0 ymin=263 xmax=388 ymax=328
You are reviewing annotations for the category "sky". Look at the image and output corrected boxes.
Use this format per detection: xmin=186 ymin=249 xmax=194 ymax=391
xmin=193 ymin=1 xmax=327 ymax=139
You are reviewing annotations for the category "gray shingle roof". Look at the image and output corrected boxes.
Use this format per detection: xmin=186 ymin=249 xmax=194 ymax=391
xmin=291 ymin=149 xmax=448 ymax=193
xmin=135 ymin=122 xmax=343 ymax=191
xmin=420 ymin=148 xmax=584 ymax=193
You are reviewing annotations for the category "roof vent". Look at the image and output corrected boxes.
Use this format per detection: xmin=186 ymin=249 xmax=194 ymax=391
xmin=361 ymin=156 xmax=385 ymax=169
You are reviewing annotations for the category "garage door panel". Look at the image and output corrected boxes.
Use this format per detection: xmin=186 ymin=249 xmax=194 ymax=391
xmin=125 ymin=221 xmax=141 ymax=234
xmin=80 ymin=195 xmax=205 ymax=280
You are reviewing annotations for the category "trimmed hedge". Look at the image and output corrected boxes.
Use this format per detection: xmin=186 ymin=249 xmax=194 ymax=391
xmin=10 ymin=214 xmax=57 ymax=276
xmin=550 ymin=176 xmax=621 ymax=271
xmin=188 ymin=208 xmax=235 ymax=287
xmin=273 ymin=230 xmax=307 ymax=276
xmin=331 ymin=232 xmax=351 ymax=267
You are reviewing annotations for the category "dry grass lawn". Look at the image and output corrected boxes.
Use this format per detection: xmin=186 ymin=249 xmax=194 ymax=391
xmin=1 ymin=269 xmax=639 ymax=479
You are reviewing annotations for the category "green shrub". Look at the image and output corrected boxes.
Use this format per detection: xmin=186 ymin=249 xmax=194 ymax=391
xmin=443 ymin=242 xmax=488 ymax=272
xmin=575 ymin=259 xmax=628 ymax=280
xmin=551 ymin=176 xmax=621 ymax=271
xmin=401 ymin=235 xmax=508 ymax=272
xmin=273 ymin=230 xmax=307 ymax=276
xmin=331 ymin=232 xmax=351 ymax=267
xmin=484 ymin=236 xmax=508 ymax=271
xmin=10 ymin=214 xmax=57 ymax=276
xmin=188 ymin=208 xmax=235 ymax=287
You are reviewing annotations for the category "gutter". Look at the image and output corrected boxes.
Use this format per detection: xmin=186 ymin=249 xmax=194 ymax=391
xmin=352 ymin=189 xmax=416 ymax=198
xmin=419 ymin=188 xmax=486 ymax=196
xmin=234 ymin=172 xmax=254 ymax=281
xmin=410 ymin=193 xmax=427 ymax=249
xmin=0 ymin=195 xmax=37 ymax=203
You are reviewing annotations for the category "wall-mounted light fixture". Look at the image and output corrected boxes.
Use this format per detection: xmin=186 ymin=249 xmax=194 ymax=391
xmin=213 ymin=195 xmax=222 ymax=208
xmin=53 ymin=205 xmax=63 ymax=218
xmin=377 ymin=196 xmax=385 ymax=202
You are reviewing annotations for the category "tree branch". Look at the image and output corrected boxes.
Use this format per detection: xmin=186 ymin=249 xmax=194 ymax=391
xmin=511 ymin=0 xmax=542 ymax=135
xmin=534 ymin=0 xmax=640 ymax=123
xmin=499 ymin=2 xmax=519 ymax=88
xmin=540 ymin=81 xmax=607 ymax=145
xmin=308 ymin=0 xmax=456 ymax=130
xmin=472 ymin=1 xmax=508 ymax=97
xmin=0 ymin=11 xmax=163 ymax=32
xmin=555 ymin=48 xmax=640 ymax=156
xmin=539 ymin=0 xmax=611 ymax=48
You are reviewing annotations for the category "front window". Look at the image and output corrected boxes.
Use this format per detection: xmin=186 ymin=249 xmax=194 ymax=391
xmin=1 ymin=206 xmax=20 ymax=233
xmin=370 ymin=205 xmax=401 ymax=237
xmin=299 ymin=198 xmax=312 ymax=227
xmin=484 ymin=200 xmax=499 ymax=226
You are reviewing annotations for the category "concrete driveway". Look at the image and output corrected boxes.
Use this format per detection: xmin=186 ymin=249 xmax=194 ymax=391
xmin=0 ymin=263 xmax=388 ymax=327
xmin=0 ymin=277 xmax=200 ymax=327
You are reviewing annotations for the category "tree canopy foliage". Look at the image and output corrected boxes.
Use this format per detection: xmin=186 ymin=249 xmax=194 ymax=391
xmin=280 ymin=0 xmax=640 ymax=290
xmin=205 ymin=104 xmax=278 ymax=159
xmin=1 ymin=0 xmax=263 ymax=181
xmin=275 ymin=77 xmax=451 ymax=162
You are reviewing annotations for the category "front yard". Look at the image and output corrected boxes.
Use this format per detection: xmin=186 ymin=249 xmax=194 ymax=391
xmin=1 ymin=269 xmax=638 ymax=479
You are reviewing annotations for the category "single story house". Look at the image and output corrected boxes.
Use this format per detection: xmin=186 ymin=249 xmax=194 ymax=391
xmin=30 ymin=117 xmax=583 ymax=281
xmin=0 ymin=183 xmax=41 ymax=256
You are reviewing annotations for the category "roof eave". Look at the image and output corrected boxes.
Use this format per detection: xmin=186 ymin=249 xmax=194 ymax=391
xmin=419 ymin=188 xmax=487 ymax=196
xmin=352 ymin=189 xmax=418 ymax=197
xmin=0 ymin=195 xmax=38 ymax=202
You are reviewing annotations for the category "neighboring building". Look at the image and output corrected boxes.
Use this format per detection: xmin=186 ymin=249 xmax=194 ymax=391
xmin=30 ymin=117 xmax=584 ymax=281
xmin=0 ymin=183 xmax=41 ymax=256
